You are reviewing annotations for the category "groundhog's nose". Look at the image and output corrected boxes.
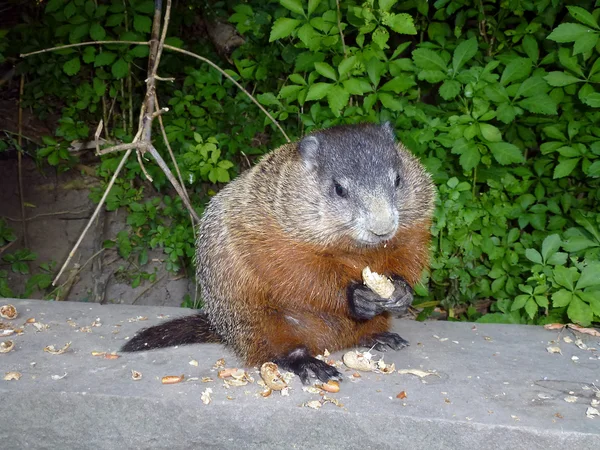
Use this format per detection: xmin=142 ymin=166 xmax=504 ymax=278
xmin=366 ymin=198 xmax=398 ymax=237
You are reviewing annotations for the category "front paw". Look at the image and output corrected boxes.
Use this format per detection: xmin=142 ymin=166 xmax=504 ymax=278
xmin=347 ymin=275 xmax=414 ymax=320
xmin=274 ymin=347 xmax=342 ymax=384
xmin=360 ymin=332 xmax=409 ymax=351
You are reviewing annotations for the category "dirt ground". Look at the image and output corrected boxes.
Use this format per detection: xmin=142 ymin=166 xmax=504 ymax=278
xmin=0 ymin=155 xmax=193 ymax=308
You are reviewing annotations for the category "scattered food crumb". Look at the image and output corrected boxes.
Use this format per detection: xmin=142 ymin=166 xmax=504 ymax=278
xmin=0 ymin=304 xmax=18 ymax=320
xmin=398 ymin=369 xmax=438 ymax=378
xmin=201 ymin=388 xmax=213 ymax=405
xmin=4 ymin=371 xmax=21 ymax=381
xmin=51 ymin=373 xmax=68 ymax=380
xmin=161 ymin=374 xmax=184 ymax=385
xmin=44 ymin=342 xmax=71 ymax=355
xmin=0 ymin=340 xmax=15 ymax=353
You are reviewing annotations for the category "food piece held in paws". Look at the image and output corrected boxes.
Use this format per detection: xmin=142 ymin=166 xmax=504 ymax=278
xmin=362 ymin=266 xmax=395 ymax=299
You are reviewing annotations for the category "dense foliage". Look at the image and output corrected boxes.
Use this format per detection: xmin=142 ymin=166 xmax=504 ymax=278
xmin=1 ymin=0 xmax=599 ymax=325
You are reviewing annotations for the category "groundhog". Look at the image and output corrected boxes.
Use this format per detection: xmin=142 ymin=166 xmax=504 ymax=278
xmin=121 ymin=122 xmax=435 ymax=383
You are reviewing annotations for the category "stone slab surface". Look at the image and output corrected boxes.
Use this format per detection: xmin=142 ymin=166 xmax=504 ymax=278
xmin=0 ymin=298 xmax=599 ymax=449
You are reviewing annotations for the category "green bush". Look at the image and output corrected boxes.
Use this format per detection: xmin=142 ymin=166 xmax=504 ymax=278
xmin=2 ymin=0 xmax=599 ymax=324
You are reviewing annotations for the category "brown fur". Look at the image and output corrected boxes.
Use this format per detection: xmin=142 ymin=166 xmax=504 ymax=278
xmin=224 ymin=217 xmax=432 ymax=365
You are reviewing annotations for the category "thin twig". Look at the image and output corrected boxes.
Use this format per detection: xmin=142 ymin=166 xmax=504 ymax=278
xmin=335 ymin=0 xmax=347 ymax=57
xmin=155 ymin=94 xmax=194 ymax=225
xmin=21 ymin=41 xmax=290 ymax=143
xmin=1 ymin=208 xmax=92 ymax=222
xmin=131 ymin=273 xmax=166 ymax=305
xmin=17 ymin=74 xmax=28 ymax=248
xmin=20 ymin=40 xmax=149 ymax=57
xmin=145 ymin=143 xmax=200 ymax=222
xmin=52 ymin=149 xmax=133 ymax=285
xmin=162 ymin=44 xmax=290 ymax=143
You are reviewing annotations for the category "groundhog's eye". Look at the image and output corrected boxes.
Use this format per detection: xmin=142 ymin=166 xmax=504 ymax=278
xmin=394 ymin=174 xmax=402 ymax=188
xmin=334 ymin=181 xmax=347 ymax=198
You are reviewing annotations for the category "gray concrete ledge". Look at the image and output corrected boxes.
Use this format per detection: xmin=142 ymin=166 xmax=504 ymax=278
xmin=0 ymin=298 xmax=599 ymax=449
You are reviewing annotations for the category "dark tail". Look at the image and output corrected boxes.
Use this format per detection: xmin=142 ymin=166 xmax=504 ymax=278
xmin=120 ymin=312 xmax=221 ymax=352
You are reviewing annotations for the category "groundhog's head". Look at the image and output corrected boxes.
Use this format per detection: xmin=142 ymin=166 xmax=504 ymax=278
xmin=296 ymin=122 xmax=432 ymax=247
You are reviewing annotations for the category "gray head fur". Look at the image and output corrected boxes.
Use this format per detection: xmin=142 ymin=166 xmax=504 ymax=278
xmin=275 ymin=122 xmax=433 ymax=247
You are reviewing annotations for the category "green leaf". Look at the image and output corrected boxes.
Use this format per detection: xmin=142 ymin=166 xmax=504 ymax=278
xmin=327 ymin=85 xmax=349 ymax=117
xmin=518 ymin=94 xmax=557 ymax=115
xmin=106 ymin=13 xmax=124 ymax=27
xmin=82 ymin=46 xmax=96 ymax=64
xmin=338 ymin=56 xmax=356 ymax=78
xmin=45 ymin=0 xmax=64 ymax=13
xmin=111 ymin=57 xmax=128 ymax=79
xmin=307 ymin=0 xmax=321 ymax=16
xmin=412 ymin=48 xmax=447 ymax=71
xmin=95 ymin=51 xmax=116 ymax=66
xmin=573 ymin=32 xmax=599 ymax=56
xmin=133 ymin=14 xmax=152 ymax=33
xmin=380 ymin=77 xmax=415 ymax=93
xmin=496 ymin=103 xmax=516 ymax=124
xmin=500 ymin=58 xmax=532 ymax=86
xmin=305 ymin=82 xmax=332 ymax=101
xmin=541 ymin=234 xmax=561 ymax=262
xmin=567 ymin=296 xmax=593 ymax=326
xmin=452 ymin=38 xmax=478 ymax=73
xmin=314 ymin=62 xmax=337 ymax=81
xmin=379 ymin=0 xmax=398 ymax=12
xmin=70 ymin=23 xmax=90 ymax=43
xmin=372 ymin=27 xmax=390 ymax=49
xmin=384 ymin=13 xmax=417 ymax=35
xmin=488 ymin=142 xmax=524 ymax=165
xmin=279 ymin=85 xmax=304 ymax=100
xmin=129 ymin=45 xmax=149 ymax=58
xmin=280 ymin=0 xmax=304 ymax=16
xmin=270 ymin=18 xmax=301 ymax=42
xmin=439 ymin=80 xmax=460 ymax=100
xmin=587 ymin=160 xmax=600 ymax=177
xmin=257 ymin=92 xmax=279 ymax=106
xmin=516 ymin=76 xmax=549 ymax=98
xmin=458 ymin=144 xmax=480 ymax=171
xmin=554 ymin=266 xmax=576 ymax=290
xmin=418 ymin=70 xmax=446 ymax=83
xmin=343 ymin=78 xmax=370 ymax=95
xmin=89 ymin=23 xmax=106 ymax=40
xmin=511 ymin=294 xmax=529 ymax=311
xmin=521 ymin=35 xmax=539 ymax=61
xmin=582 ymin=92 xmax=600 ymax=108
xmin=480 ymin=123 xmax=502 ymax=142
xmin=553 ymin=157 xmax=580 ymax=179
xmin=551 ymin=289 xmax=572 ymax=307
xmin=525 ymin=248 xmax=542 ymax=264
xmin=566 ymin=6 xmax=599 ymax=30
xmin=544 ymin=71 xmax=582 ymax=87
xmin=63 ymin=57 xmax=81 ymax=76
xmin=64 ymin=1 xmax=76 ymax=18
xmin=547 ymin=23 xmax=593 ymax=42
xmin=524 ymin=298 xmax=538 ymax=319
xmin=576 ymin=262 xmax=600 ymax=290
xmin=378 ymin=92 xmax=403 ymax=111
xmin=134 ymin=1 xmax=154 ymax=14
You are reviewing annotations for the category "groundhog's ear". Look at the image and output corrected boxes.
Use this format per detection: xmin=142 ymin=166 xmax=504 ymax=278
xmin=381 ymin=121 xmax=396 ymax=140
xmin=298 ymin=135 xmax=320 ymax=170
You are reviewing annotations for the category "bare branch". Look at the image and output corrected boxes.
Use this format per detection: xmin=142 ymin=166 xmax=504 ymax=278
xmin=20 ymin=40 xmax=149 ymax=57
xmin=163 ymin=44 xmax=291 ymax=143
xmin=52 ymin=149 xmax=133 ymax=286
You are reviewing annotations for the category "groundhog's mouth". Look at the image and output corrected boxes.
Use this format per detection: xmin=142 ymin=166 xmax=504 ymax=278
xmin=355 ymin=232 xmax=395 ymax=247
